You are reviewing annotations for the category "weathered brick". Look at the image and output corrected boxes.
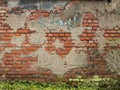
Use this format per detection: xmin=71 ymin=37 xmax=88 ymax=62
xmin=0 ymin=47 xmax=4 ymax=51
xmin=105 ymin=29 xmax=118 ymax=33
xmin=82 ymin=23 xmax=90 ymax=27
xmin=85 ymin=43 xmax=97 ymax=47
xmin=104 ymin=33 xmax=110 ymax=37
xmin=17 ymin=29 xmax=29 ymax=34
xmin=26 ymin=47 xmax=38 ymax=51
xmin=79 ymin=36 xmax=92 ymax=41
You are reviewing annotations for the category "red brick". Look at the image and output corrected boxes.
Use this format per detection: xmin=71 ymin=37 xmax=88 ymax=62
xmin=80 ymin=37 xmax=92 ymax=41
xmin=12 ymin=50 xmax=22 ymax=54
xmin=21 ymin=43 xmax=31 ymax=47
xmin=48 ymin=40 xmax=55 ymax=44
xmin=116 ymin=34 xmax=120 ymax=37
xmin=32 ymin=13 xmax=40 ymax=16
xmin=61 ymin=37 xmax=67 ymax=41
xmin=47 ymin=37 xmax=53 ymax=41
xmin=31 ymin=44 xmax=42 ymax=48
xmin=4 ymin=33 xmax=15 ymax=37
xmin=28 ymin=57 xmax=38 ymax=61
xmin=7 ymin=44 xmax=16 ymax=47
xmin=0 ymin=13 xmax=4 ymax=17
xmin=29 ymin=16 xmax=39 ymax=20
xmin=47 ymin=33 xmax=54 ymax=37
xmin=64 ymin=42 xmax=74 ymax=47
xmin=92 ymin=27 xmax=98 ymax=30
xmin=66 ymin=37 xmax=72 ymax=41
xmin=59 ymin=33 xmax=65 ymax=37
xmin=84 ymin=16 xmax=95 ymax=20
xmin=118 ymin=44 xmax=120 ymax=47
xmin=6 ymin=30 xmax=13 ymax=33
xmin=5 ymin=13 xmax=9 ymax=17
xmin=88 ymin=20 xmax=93 ymax=23
xmin=93 ymin=20 xmax=98 ymax=23
xmin=75 ymin=44 xmax=84 ymax=48
xmin=56 ymin=49 xmax=68 ymax=55
xmin=87 ymin=33 xmax=96 ymax=37
xmin=85 ymin=43 xmax=97 ymax=47
xmin=0 ymin=47 xmax=4 ymax=51
xmin=64 ymin=33 xmax=71 ymax=37
xmin=45 ymin=47 xmax=50 ymax=51
xmin=65 ymin=47 xmax=72 ymax=51
xmin=17 ymin=29 xmax=29 ymax=34
xmin=43 ymin=13 xmax=50 ymax=17
xmin=3 ymin=57 xmax=13 ymax=61
xmin=80 ymin=33 xmax=88 ymax=37
xmin=105 ymin=29 xmax=118 ymax=33
xmin=50 ymin=47 xmax=56 ymax=51
xmin=109 ymin=34 xmax=116 ymax=37
xmin=1 ymin=37 xmax=12 ymax=41
xmin=104 ymin=33 xmax=110 ymax=37
xmin=4 ymin=53 xmax=12 ymax=57
xmin=0 ymin=30 xmax=6 ymax=33
xmin=4 ymin=61 xmax=13 ymax=65
xmin=106 ymin=37 xmax=114 ymax=41
xmin=26 ymin=47 xmax=38 ymax=51
xmin=15 ymin=33 xmax=21 ymax=36
xmin=82 ymin=23 xmax=90 ymax=27
xmin=89 ymin=23 xmax=99 ymax=27
xmin=53 ymin=33 xmax=59 ymax=37
xmin=13 ymin=64 xmax=30 ymax=68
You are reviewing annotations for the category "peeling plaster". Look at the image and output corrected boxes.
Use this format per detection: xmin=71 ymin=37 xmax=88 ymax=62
xmin=4 ymin=13 xmax=26 ymax=32
xmin=53 ymin=39 xmax=64 ymax=49
xmin=28 ymin=47 xmax=87 ymax=76
xmin=1 ymin=0 xmax=120 ymax=77
xmin=28 ymin=20 xmax=46 ymax=44
xmin=11 ymin=35 xmax=25 ymax=47
xmin=95 ymin=30 xmax=106 ymax=53
xmin=105 ymin=50 xmax=120 ymax=75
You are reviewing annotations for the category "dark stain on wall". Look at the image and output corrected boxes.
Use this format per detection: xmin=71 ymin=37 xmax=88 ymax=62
xmin=5 ymin=0 xmax=69 ymax=10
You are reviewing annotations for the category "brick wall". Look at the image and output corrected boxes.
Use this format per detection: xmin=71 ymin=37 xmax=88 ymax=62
xmin=0 ymin=1 xmax=120 ymax=82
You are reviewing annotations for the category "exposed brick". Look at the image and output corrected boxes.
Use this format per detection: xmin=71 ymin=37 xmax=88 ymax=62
xmin=105 ymin=29 xmax=118 ymax=33
xmin=104 ymin=33 xmax=110 ymax=37
xmin=29 ymin=10 xmax=50 ymax=20
xmin=82 ymin=23 xmax=90 ymax=27
xmin=45 ymin=30 xmax=74 ymax=58
xmin=116 ymin=34 xmax=120 ymax=37
xmin=17 ymin=29 xmax=29 ymax=34
xmin=0 ymin=7 xmax=119 ymax=82
xmin=0 ymin=47 xmax=4 ymax=51
xmin=85 ymin=43 xmax=97 ymax=47
xmin=26 ymin=47 xmax=38 ymax=51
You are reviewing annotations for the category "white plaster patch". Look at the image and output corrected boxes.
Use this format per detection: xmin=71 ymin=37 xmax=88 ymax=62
xmin=105 ymin=50 xmax=120 ymax=75
xmin=27 ymin=19 xmax=87 ymax=76
xmin=11 ymin=35 xmax=25 ymax=47
xmin=71 ymin=27 xmax=84 ymax=44
xmin=53 ymin=39 xmax=64 ymax=49
xmin=95 ymin=30 xmax=106 ymax=53
xmin=4 ymin=13 xmax=26 ymax=32
xmin=7 ymin=0 xmax=20 ymax=8
xmin=29 ymin=46 xmax=87 ymax=76
xmin=28 ymin=20 xmax=46 ymax=44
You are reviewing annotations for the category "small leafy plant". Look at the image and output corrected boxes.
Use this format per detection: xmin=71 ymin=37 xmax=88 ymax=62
xmin=0 ymin=78 xmax=119 ymax=90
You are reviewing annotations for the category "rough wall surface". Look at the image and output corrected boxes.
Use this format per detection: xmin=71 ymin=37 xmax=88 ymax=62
xmin=0 ymin=0 xmax=120 ymax=82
